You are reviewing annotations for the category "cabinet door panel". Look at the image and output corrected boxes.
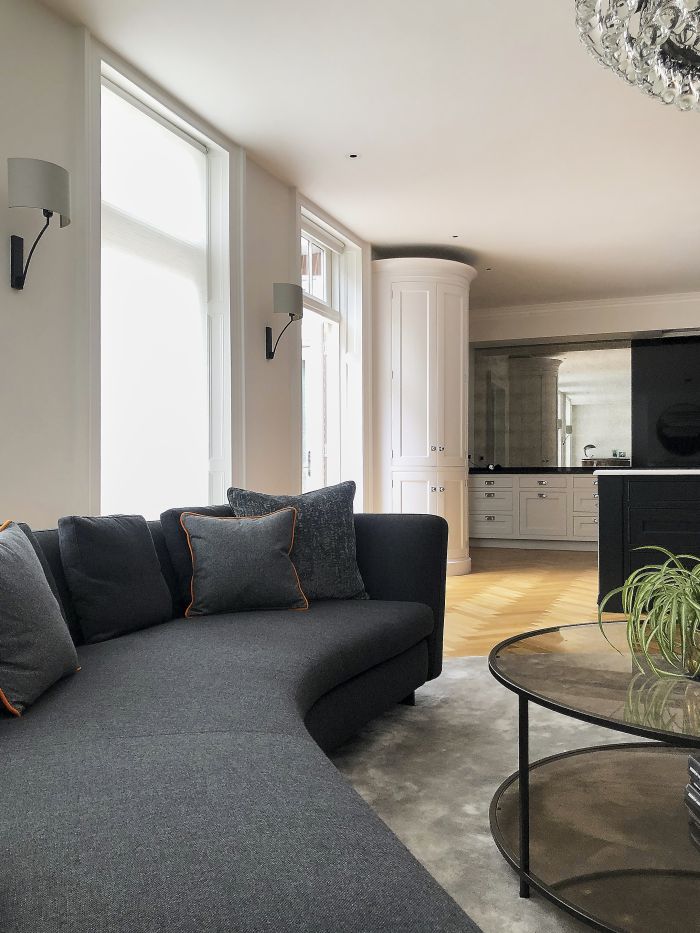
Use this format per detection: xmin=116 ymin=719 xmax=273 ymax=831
xmin=437 ymin=284 xmax=467 ymax=467
xmin=391 ymin=471 xmax=437 ymax=515
xmin=518 ymin=490 xmax=568 ymax=538
xmin=391 ymin=284 xmax=437 ymax=468
xmin=438 ymin=471 xmax=467 ymax=559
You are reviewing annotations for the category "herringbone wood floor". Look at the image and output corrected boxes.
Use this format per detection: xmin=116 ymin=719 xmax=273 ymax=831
xmin=444 ymin=547 xmax=605 ymax=657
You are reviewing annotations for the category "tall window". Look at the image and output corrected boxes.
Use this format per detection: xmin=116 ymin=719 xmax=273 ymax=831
xmin=301 ymin=230 xmax=341 ymax=492
xmin=101 ymin=82 xmax=215 ymax=518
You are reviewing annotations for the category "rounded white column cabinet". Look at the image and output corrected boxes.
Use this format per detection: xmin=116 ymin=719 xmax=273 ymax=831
xmin=373 ymin=257 xmax=476 ymax=575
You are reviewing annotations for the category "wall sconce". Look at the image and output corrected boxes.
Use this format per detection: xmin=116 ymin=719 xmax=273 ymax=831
xmin=8 ymin=158 xmax=71 ymax=290
xmin=265 ymin=283 xmax=303 ymax=360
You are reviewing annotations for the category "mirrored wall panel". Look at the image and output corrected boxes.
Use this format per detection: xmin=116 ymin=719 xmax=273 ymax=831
xmin=470 ymin=341 xmax=632 ymax=469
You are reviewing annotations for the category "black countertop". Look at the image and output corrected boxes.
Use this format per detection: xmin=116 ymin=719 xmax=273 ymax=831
xmin=470 ymin=466 xmax=602 ymax=474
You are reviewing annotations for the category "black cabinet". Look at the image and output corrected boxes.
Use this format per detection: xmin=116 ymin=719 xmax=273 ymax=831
xmin=598 ymin=473 xmax=700 ymax=609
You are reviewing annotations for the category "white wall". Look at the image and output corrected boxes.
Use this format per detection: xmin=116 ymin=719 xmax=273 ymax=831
xmin=0 ymin=0 xmax=90 ymax=528
xmin=0 ymin=0 xmax=303 ymax=527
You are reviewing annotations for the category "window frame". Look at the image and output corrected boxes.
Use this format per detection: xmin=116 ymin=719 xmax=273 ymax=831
xmin=299 ymin=207 xmax=364 ymax=500
xmin=97 ymin=67 xmax=231 ymax=514
xmin=301 ymin=231 xmax=341 ymax=324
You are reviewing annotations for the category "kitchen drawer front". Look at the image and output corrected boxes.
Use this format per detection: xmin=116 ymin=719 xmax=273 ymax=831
xmin=469 ymin=475 xmax=514 ymax=489
xmin=469 ymin=489 xmax=514 ymax=513
xmin=573 ymin=489 xmax=600 ymax=514
xmin=519 ymin=490 xmax=568 ymax=537
xmin=518 ymin=475 xmax=568 ymax=490
xmin=574 ymin=475 xmax=599 ymax=489
xmin=573 ymin=515 xmax=599 ymax=540
xmin=470 ymin=513 xmax=515 ymax=538
xmin=627 ymin=479 xmax=700 ymax=507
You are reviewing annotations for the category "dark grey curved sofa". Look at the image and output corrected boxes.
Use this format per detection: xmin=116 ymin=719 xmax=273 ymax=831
xmin=0 ymin=513 xmax=480 ymax=933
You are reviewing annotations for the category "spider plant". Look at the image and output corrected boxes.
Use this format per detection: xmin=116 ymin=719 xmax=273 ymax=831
xmin=598 ymin=546 xmax=700 ymax=680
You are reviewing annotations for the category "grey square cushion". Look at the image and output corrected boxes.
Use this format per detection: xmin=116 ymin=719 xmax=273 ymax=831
xmin=180 ymin=508 xmax=308 ymax=615
xmin=0 ymin=521 xmax=78 ymax=716
xmin=227 ymin=481 xmax=367 ymax=601
xmin=58 ymin=514 xmax=173 ymax=644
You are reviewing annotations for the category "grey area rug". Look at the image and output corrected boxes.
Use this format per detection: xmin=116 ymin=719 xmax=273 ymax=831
xmin=331 ymin=657 xmax=626 ymax=933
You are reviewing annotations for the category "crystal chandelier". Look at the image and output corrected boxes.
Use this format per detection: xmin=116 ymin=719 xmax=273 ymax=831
xmin=576 ymin=0 xmax=700 ymax=111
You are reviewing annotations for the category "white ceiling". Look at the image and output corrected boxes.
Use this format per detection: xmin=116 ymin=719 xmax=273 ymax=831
xmin=43 ymin=0 xmax=700 ymax=309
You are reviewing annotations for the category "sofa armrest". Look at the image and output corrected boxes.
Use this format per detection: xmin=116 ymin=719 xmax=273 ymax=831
xmin=353 ymin=513 xmax=448 ymax=680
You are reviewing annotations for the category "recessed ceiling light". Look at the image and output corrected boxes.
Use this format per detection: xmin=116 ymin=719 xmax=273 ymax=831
xmin=347 ymin=153 xmax=360 ymax=159
xmin=451 ymin=235 xmax=459 ymax=239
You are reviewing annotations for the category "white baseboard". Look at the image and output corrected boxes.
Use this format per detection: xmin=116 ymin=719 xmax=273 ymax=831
xmin=469 ymin=538 xmax=597 ymax=553
xmin=447 ymin=556 xmax=472 ymax=576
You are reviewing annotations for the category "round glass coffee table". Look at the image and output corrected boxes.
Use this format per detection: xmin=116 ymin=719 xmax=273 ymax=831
xmin=489 ymin=621 xmax=700 ymax=933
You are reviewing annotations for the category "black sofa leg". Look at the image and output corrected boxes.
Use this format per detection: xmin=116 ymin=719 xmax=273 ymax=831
xmin=400 ymin=691 xmax=416 ymax=707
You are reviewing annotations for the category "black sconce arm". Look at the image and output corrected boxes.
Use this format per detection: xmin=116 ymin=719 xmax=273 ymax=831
xmin=11 ymin=209 xmax=53 ymax=290
xmin=265 ymin=314 xmax=296 ymax=360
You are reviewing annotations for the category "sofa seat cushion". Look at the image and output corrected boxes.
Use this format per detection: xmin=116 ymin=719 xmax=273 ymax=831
xmin=0 ymin=730 xmax=476 ymax=933
xmin=0 ymin=600 xmax=434 ymax=748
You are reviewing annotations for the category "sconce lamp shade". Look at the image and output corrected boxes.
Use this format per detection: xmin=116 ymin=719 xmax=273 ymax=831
xmin=273 ymin=282 xmax=303 ymax=321
xmin=8 ymin=158 xmax=71 ymax=227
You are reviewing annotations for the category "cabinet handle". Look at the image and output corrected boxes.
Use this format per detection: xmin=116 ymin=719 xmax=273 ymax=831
xmin=593 ymin=480 xmax=598 ymax=486
xmin=538 ymin=493 xmax=548 ymax=499
xmin=485 ymin=515 xmax=495 ymax=522
xmin=485 ymin=480 xmax=495 ymax=486
xmin=438 ymin=446 xmax=445 ymax=451
xmin=430 ymin=446 xmax=437 ymax=451
xmin=439 ymin=486 xmax=445 ymax=492
xmin=593 ymin=519 xmax=598 ymax=524
xmin=537 ymin=480 xmax=548 ymax=486
xmin=485 ymin=492 xmax=495 ymax=498
xmin=430 ymin=486 xmax=437 ymax=492
xmin=593 ymin=494 xmax=599 ymax=499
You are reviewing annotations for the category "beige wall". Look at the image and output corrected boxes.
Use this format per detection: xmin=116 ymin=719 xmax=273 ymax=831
xmin=241 ymin=157 xmax=302 ymax=495
xmin=0 ymin=0 xmax=90 ymax=528
xmin=0 ymin=0 xmax=302 ymax=528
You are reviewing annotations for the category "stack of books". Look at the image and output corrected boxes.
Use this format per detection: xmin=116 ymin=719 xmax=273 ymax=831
xmin=686 ymin=755 xmax=700 ymax=851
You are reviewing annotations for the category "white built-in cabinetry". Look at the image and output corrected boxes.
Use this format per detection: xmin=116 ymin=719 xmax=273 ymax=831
xmin=469 ymin=473 xmax=599 ymax=547
xmin=373 ymin=258 xmax=477 ymax=575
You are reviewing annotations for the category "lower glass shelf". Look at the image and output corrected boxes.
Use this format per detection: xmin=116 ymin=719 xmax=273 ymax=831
xmin=490 ymin=744 xmax=700 ymax=933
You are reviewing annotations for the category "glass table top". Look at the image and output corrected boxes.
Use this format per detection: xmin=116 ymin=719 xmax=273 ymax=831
xmin=489 ymin=622 xmax=700 ymax=744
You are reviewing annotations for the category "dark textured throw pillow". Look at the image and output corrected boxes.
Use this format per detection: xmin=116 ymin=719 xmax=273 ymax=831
xmin=0 ymin=521 xmax=78 ymax=716
xmin=160 ymin=504 xmax=234 ymax=613
xmin=226 ymin=481 xmax=366 ymax=601
xmin=180 ymin=508 xmax=308 ymax=616
xmin=58 ymin=514 xmax=173 ymax=644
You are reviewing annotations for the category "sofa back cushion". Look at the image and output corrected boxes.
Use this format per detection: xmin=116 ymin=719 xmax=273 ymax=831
xmin=58 ymin=515 xmax=173 ymax=644
xmin=33 ymin=523 xmax=179 ymax=645
xmin=0 ymin=522 xmax=78 ymax=715
xmin=33 ymin=528 xmax=83 ymax=643
xmin=160 ymin=504 xmax=234 ymax=614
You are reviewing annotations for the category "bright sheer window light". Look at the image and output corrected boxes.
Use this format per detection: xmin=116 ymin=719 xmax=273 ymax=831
xmin=101 ymin=84 xmax=209 ymax=518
